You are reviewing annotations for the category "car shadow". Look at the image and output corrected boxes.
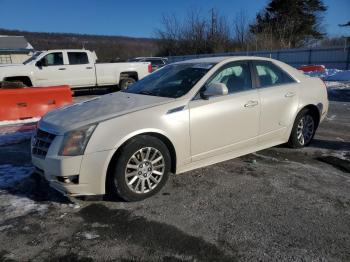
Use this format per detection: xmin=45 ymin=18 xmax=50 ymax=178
xmin=4 ymin=171 xmax=72 ymax=204
xmin=310 ymin=138 xmax=350 ymax=152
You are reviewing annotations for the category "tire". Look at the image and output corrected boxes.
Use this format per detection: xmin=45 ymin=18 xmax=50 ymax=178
xmin=288 ymin=109 xmax=317 ymax=148
xmin=108 ymin=135 xmax=171 ymax=201
xmin=119 ymin=77 xmax=136 ymax=90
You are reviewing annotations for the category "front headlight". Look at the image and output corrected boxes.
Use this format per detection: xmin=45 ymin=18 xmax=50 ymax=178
xmin=59 ymin=124 xmax=96 ymax=156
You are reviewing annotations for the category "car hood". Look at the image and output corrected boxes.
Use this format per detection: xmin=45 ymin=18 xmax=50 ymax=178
xmin=0 ymin=64 xmax=28 ymax=77
xmin=39 ymin=92 xmax=173 ymax=135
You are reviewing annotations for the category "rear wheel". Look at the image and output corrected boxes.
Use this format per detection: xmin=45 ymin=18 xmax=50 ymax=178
xmin=108 ymin=135 xmax=171 ymax=201
xmin=288 ymin=109 xmax=316 ymax=148
xmin=119 ymin=77 xmax=136 ymax=90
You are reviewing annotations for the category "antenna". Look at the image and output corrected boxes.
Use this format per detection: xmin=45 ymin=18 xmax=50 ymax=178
xmin=82 ymin=41 xmax=88 ymax=49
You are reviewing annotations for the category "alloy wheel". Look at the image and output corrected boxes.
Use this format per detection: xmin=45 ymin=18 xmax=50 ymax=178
xmin=296 ymin=114 xmax=314 ymax=146
xmin=124 ymin=147 xmax=165 ymax=194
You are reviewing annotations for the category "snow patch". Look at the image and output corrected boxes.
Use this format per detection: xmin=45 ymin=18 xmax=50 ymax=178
xmin=0 ymin=195 xmax=48 ymax=219
xmin=0 ymin=117 xmax=40 ymax=126
xmin=0 ymin=121 xmax=36 ymax=146
xmin=0 ymin=225 xmax=13 ymax=231
xmin=80 ymin=232 xmax=100 ymax=240
xmin=304 ymin=69 xmax=350 ymax=82
xmin=0 ymin=130 xmax=33 ymax=146
xmin=325 ymin=81 xmax=350 ymax=90
xmin=0 ymin=165 xmax=48 ymax=221
xmin=0 ymin=164 xmax=34 ymax=189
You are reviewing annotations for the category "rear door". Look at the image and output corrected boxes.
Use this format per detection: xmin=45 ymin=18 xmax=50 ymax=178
xmin=66 ymin=51 xmax=96 ymax=87
xmin=189 ymin=61 xmax=260 ymax=161
xmin=252 ymin=61 xmax=299 ymax=144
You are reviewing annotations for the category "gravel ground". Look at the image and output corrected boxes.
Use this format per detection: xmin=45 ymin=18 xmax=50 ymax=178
xmin=0 ymin=84 xmax=349 ymax=261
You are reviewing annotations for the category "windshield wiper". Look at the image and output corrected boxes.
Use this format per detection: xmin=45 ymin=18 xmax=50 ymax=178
xmin=138 ymin=90 xmax=156 ymax=96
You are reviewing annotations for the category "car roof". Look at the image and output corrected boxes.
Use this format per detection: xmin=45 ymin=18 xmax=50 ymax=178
xmin=175 ymin=56 xmax=276 ymax=64
xmin=42 ymin=49 xmax=90 ymax=53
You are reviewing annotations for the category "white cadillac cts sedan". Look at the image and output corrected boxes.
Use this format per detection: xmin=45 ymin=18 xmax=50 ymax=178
xmin=32 ymin=57 xmax=328 ymax=201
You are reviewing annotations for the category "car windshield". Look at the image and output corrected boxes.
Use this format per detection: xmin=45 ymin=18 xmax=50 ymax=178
xmin=123 ymin=63 xmax=215 ymax=98
xmin=23 ymin=52 xmax=42 ymax=65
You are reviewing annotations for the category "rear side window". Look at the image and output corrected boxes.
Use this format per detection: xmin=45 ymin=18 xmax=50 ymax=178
xmin=254 ymin=61 xmax=295 ymax=88
xmin=68 ymin=52 xmax=89 ymax=65
xmin=208 ymin=61 xmax=252 ymax=94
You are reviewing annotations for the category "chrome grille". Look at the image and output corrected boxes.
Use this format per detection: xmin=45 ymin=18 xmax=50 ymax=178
xmin=32 ymin=129 xmax=56 ymax=158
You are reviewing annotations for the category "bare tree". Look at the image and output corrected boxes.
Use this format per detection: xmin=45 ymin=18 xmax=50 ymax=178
xmin=156 ymin=8 xmax=233 ymax=56
xmin=233 ymin=10 xmax=250 ymax=46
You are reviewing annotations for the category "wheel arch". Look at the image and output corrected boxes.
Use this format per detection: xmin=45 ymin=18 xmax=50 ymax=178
xmin=120 ymin=71 xmax=138 ymax=81
xmin=297 ymin=104 xmax=321 ymax=127
xmin=105 ymin=131 xmax=177 ymax=193
xmin=3 ymin=76 xmax=33 ymax=86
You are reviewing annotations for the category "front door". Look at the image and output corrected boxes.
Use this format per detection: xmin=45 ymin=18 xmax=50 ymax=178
xmin=34 ymin=52 xmax=68 ymax=86
xmin=189 ymin=61 xmax=260 ymax=161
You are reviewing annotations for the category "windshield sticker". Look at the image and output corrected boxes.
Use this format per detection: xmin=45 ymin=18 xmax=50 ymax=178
xmin=191 ymin=64 xmax=213 ymax=69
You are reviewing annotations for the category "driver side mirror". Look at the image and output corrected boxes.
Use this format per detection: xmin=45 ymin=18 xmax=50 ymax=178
xmin=201 ymin=83 xmax=228 ymax=100
xmin=36 ymin=60 xmax=43 ymax=67
xmin=36 ymin=59 xmax=46 ymax=67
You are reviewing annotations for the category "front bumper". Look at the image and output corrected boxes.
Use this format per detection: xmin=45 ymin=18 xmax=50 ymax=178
xmin=32 ymin=149 xmax=114 ymax=196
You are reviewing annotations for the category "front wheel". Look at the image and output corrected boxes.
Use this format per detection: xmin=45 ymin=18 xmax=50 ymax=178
xmin=108 ymin=135 xmax=171 ymax=201
xmin=288 ymin=109 xmax=317 ymax=148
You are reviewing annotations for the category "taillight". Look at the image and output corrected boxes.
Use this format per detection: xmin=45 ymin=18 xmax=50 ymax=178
xmin=148 ymin=63 xmax=153 ymax=73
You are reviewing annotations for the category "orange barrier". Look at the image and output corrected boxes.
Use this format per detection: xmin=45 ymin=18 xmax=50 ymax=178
xmin=0 ymin=85 xmax=73 ymax=121
xmin=298 ymin=65 xmax=325 ymax=73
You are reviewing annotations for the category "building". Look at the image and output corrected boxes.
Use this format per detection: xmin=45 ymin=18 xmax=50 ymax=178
xmin=0 ymin=35 xmax=35 ymax=64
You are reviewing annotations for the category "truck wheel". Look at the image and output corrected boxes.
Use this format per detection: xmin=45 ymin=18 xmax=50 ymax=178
xmin=108 ymin=135 xmax=171 ymax=201
xmin=288 ymin=109 xmax=316 ymax=148
xmin=119 ymin=78 xmax=136 ymax=90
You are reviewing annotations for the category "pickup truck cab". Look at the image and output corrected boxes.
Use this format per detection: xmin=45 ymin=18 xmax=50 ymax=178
xmin=0 ymin=49 xmax=152 ymax=89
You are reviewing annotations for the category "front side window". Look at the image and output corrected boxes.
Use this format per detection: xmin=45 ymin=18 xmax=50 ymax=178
xmin=68 ymin=52 xmax=89 ymax=65
xmin=207 ymin=61 xmax=252 ymax=94
xmin=124 ymin=63 xmax=215 ymax=98
xmin=254 ymin=61 xmax=295 ymax=88
xmin=42 ymin=52 xmax=63 ymax=66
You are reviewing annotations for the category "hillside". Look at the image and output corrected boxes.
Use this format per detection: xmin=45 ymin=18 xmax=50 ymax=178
xmin=0 ymin=28 xmax=159 ymax=62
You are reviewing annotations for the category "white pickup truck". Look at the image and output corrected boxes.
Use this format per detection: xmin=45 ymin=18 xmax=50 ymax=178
xmin=0 ymin=49 xmax=152 ymax=89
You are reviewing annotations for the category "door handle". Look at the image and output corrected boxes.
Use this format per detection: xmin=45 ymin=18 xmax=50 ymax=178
xmin=285 ymin=92 xmax=295 ymax=98
xmin=58 ymin=68 xmax=66 ymax=70
xmin=86 ymin=66 xmax=93 ymax=69
xmin=244 ymin=100 xmax=259 ymax=108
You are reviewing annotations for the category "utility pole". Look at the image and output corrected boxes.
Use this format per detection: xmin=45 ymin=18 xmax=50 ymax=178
xmin=210 ymin=8 xmax=217 ymax=37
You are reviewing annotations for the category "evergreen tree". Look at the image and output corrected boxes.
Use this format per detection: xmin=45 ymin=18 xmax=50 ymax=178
xmin=250 ymin=0 xmax=327 ymax=48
